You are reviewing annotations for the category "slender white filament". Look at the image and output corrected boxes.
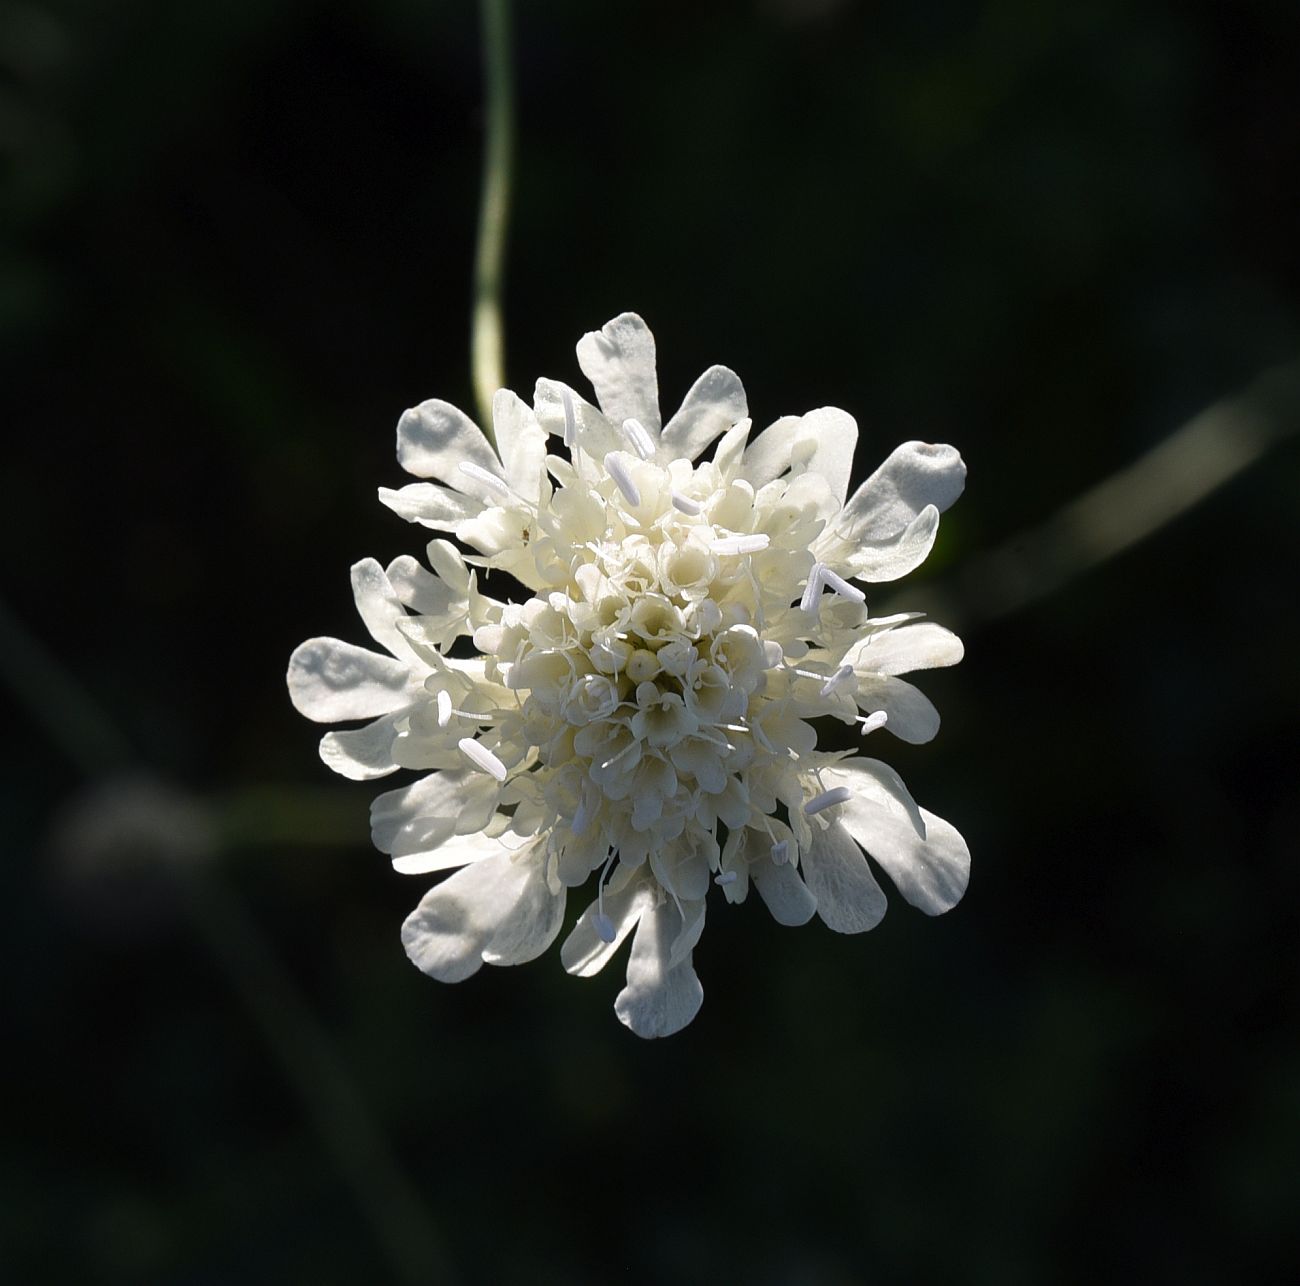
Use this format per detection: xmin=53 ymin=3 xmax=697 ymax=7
xmin=710 ymin=534 xmax=769 ymax=556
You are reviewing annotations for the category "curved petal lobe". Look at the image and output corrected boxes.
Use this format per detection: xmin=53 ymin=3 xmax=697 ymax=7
xmin=287 ymin=639 xmax=416 ymax=722
xmin=614 ymin=898 xmax=704 ymax=1038
xmin=576 ymin=312 xmax=662 ymax=434
xmin=401 ymin=845 xmax=563 ymax=983
xmin=800 ymin=819 xmax=888 ymax=934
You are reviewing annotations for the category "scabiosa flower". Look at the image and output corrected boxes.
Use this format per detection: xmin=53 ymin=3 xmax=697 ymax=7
xmin=288 ymin=313 xmax=969 ymax=1038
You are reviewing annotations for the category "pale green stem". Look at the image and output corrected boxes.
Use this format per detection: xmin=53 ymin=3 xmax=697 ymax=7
xmin=185 ymin=871 xmax=459 ymax=1286
xmin=471 ymin=0 xmax=514 ymax=441
xmin=895 ymin=358 xmax=1300 ymax=629
xmin=0 ymin=600 xmax=454 ymax=1284
xmin=0 ymin=595 xmax=135 ymax=775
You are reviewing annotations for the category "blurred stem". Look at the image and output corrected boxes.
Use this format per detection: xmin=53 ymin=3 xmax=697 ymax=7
xmin=0 ymin=595 xmax=135 ymax=776
xmin=0 ymin=600 xmax=452 ymax=1282
xmin=216 ymin=784 xmax=370 ymax=850
xmin=186 ymin=871 xmax=458 ymax=1286
xmin=471 ymin=0 xmax=514 ymax=440
xmin=897 ymin=358 xmax=1300 ymax=630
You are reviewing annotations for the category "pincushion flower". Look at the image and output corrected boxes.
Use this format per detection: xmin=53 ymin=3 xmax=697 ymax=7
xmin=288 ymin=313 xmax=970 ymax=1038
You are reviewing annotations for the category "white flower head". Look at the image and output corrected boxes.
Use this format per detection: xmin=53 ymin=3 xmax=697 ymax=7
xmin=288 ymin=313 xmax=970 ymax=1038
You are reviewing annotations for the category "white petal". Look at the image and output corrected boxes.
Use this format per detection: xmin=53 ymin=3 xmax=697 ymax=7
xmin=837 ymin=504 xmax=940 ymax=583
xmin=839 ymin=804 xmax=970 ymax=916
xmin=575 ymin=312 xmax=662 ymax=434
xmin=533 ymin=378 xmax=623 ymax=465
xmin=848 ymin=622 xmax=965 ymax=676
xmin=401 ymin=845 xmax=563 ymax=983
xmin=385 ymin=554 xmax=462 ymax=616
xmin=349 ymin=558 xmax=415 ymax=661
xmin=796 ymin=406 xmax=858 ymax=506
xmin=614 ymin=898 xmax=704 ymax=1039
xmin=561 ymin=880 xmax=656 ymax=977
xmin=391 ymin=827 xmax=503 ymax=875
xmin=853 ymin=675 xmax=941 ymax=744
xmin=370 ymin=770 xmax=500 ymax=858
xmin=319 ymin=713 xmax=402 ymax=780
xmin=668 ymin=897 xmax=706 ymax=968
xmin=824 ymin=758 xmax=926 ymax=838
xmin=482 ymin=858 xmax=567 ymax=966
xmin=378 ymin=482 xmax=483 ymax=531
xmin=287 ymin=638 xmax=417 ymax=723
xmin=713 ymin=417 xmax=751 ymax=480
xmin=834 ymin=440 xmax=966 ymax=546
xmin=395 ymin=399 xmax=507 ymax=501
xmin=800 ymin=819 xmax=888 ymax=934
xmin=492 ymin=388 xmax=546 ymax=502
xmin=660 ymin=365 xmax=748 ymax=462
xmin=739 ymin=415 xmax=802 ymax=488
xmin=751 ymin=853 xmax=818 ymax=926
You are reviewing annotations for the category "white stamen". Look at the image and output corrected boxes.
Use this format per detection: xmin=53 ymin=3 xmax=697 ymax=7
xmin=710 ymin=534 xmax=770 ymax=556
xmin=436 ymin=689 xmax=453 ymax=727
xmin=599 ymin=740 xmax=639 ymax=772
xmin=671 ymin=490 xmax=702 ymax=515
xmin=770 ymin=840 xmax=789 ymax=865
xmin=715 ymin=870 xmax=738 ymax=886
xmin=593 ymin=912 xmax=616 ymax=943
xmin=819 ymin=566 xmax=866 ymax=603
xmin=560 ymin=386 xmax=577 ymax=447
xmin=819 ymin=665 xmax=855 ymax=698
xmin=458 ymin=737 xmax=507 ymax=782
xmin=804 ymin=786 xmax=851 ymax=816
xmin=603 ymin=452 xmax=641 ymax=506
xmin=800 ymin=563 xmax=826 ymax=613
xmin=622 ymin=417 xmax=656 ymax=460
xmin=458 ymin=461 xmax=511 ymax=500
xmin=858 ymin=710 xmax=889 ymax=735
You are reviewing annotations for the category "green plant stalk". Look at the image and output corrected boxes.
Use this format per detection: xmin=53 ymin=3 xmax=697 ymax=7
xmin=471 ymin=0 xmax=514 ymax=441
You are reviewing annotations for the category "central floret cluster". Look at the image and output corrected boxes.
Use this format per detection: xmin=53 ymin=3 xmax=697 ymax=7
xmin=289 ymin=313 xmax=971 ymax=1037
xmin=481 ymin=437 xmax=893 ymax=910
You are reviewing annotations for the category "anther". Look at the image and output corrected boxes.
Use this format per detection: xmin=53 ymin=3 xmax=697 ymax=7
xmin=715 ymin=871 xmax=738 ymax=886
xmin=710 ymin=534 xmax=769 ymax=556
xmin=436 ymin=689 xmax=453 ymax=727
xmin=770 ymin=840 xmax=789 ymax=865
xmin=560 ymin=386 xmax=577 ymax=447
xmin=804 ymin=786 xmax=851 ymax=816
xmin=622 ymin=417 xmax=656 ymax=460
xmin=603 ymin=452 xmax=641 ymax=506
xmin=819 ymin=566 xmax=866 ymax=604
xmin=458 ymin=461 xmax=511 ymax=500
xmin=458 ymin=737 xmax=507 ymax=782
xmin=593 ymin=912 xmax=616 ymax=943
xmin=671 ymin=490 xmax=702 ymax=515
xmin=858 ymin=710 xmax=888 ymax=735
xmin=819 ymin=665 xmax=856 ymax=698
xmin=800 ymin=563 xmax=826 ymax=613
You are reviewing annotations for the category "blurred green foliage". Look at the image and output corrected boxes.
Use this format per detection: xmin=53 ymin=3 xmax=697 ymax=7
xmin=3 ymin=1 xmax=1298 ymax=1283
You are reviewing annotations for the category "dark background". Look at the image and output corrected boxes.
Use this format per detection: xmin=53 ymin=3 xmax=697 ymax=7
xmin=4 ymin=1 xmax=1299 ymax=1282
